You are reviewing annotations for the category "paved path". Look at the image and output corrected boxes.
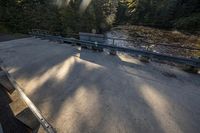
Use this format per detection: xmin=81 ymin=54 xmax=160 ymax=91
xmin=0 ymin=38 xmax=200 ymax=133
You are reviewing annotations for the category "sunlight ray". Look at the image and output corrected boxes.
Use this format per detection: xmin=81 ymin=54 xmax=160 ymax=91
xmin=79 ymin=0 xmax=92 ymax=13
xmin=140 ymin=85 xmax=183 ymax=133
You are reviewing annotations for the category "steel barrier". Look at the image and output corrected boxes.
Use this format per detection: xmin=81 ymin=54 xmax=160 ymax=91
xmin=30 ymin=30 xmax=200 ymax=68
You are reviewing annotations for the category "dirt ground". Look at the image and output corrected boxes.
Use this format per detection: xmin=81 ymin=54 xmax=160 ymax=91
xmin=0 ymin=38 xmax=200 ymax=133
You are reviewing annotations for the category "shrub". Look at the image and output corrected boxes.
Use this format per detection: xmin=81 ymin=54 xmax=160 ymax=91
xmin=174 ymin=13 xmax=200 ymax=32
xmin=0 ymin=24 xmax=9 ymax=33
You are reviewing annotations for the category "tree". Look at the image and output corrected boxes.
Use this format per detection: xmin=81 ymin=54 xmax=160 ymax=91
xmin=92 ymin=0 xmax=118 ymax=33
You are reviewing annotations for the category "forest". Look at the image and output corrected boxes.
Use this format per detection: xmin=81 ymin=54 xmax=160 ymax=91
xmin=0 ymin=0 xmax=200 ymax=34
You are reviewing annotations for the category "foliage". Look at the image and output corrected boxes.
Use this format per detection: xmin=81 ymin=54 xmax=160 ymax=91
xmin=93 ymin=0 xmax=118 ymax=32
xmin=117 ymin=0 xmax=200 ymax=32
xmin=174 ymin=13 xmax=200 ymax=32
xmin=0 ymin=24 xmax=8 ymax=33
xmin=0 ymin=0 xmax=199 ymax=33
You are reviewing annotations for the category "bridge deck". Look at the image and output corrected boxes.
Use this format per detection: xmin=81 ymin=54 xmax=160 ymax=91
xmin=0 ymin=38 xmax=200 ymax=133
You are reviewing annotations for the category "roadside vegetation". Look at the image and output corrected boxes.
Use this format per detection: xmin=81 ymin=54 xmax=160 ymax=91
xmin=0 ymin=0 xmax=199 ymax=34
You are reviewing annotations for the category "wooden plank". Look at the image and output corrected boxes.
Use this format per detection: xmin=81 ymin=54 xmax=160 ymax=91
xmin=16 ymin=108 xmax=40 ymax=131
xmin=0 ymin=87 xmax=31 ymax=133
xmin=9 ymin=90 xmax=28 ymax=116
xmin=0 ymin=71 xmax=15 ymax=93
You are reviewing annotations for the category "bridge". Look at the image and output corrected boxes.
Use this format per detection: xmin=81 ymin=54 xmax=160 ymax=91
xmin=0 ymin=35 xmax=200 ymax=133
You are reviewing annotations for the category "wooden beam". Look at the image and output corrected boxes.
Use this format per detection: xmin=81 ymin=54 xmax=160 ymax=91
xmin=0 ymin=71 xmax=15 ymax=93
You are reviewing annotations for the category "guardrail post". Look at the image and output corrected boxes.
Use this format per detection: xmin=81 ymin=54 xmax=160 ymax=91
xmin=72 ymin=40 xmax=76 ymax=46
xmin=57 ymin=36 xmax=64 ymax=44
xmin=91 ymin=42 xmax=103 ymax=52
xmin=139 ymin=55 xmax=150 ymax=63
xmin=112 ymin=39 xmax=114 ymax=45
xmin=109 ymin=39 xmax=116 ymax=55
xmin=81 ymin=44 xmax=88 ymax=49
xmin=92 ymin=42 xmax=98 ymax=51
xmin=182 ymin=65 xmax=199 ymax=73
xmin=109 ymin=49 xmax=116 ymax=55
xmin=97 ymin=47 xmax=103 ymax=52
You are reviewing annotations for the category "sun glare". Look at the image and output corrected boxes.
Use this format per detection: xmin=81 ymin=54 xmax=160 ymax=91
xmin=79 ymin=0 xmax=92 ymax=13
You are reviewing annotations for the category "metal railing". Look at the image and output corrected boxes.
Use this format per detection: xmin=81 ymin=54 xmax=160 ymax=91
xmin=30 ymin=29 xmax=200 ymax=68
xmin=31 ymin=29 xmax=200 ymax=51
xmin=0 ymin=65 xmax=55 ymax=133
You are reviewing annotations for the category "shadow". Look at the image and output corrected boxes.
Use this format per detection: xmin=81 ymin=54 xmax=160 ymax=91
xmin=2 ymin=38 xmax=200 ymax=133
xmin=79 ymin=49 xmax=169 ymax=84
xmin=30 ymin=57 xmax=166 ymax=133
xmin=12 ymin=43 xmax=81 ymax=80
xmin=20 ymin=47 xmax=166 ymax=133
xmin=0 ymin=85 xmax=31 ymax=133
xmin=0 ymin=34 xmax=30 ymax=43
xmin=137 ymin=78 xmax=200 ymax=133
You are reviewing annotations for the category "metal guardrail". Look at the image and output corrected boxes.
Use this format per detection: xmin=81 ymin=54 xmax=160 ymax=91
xmin=0 ymin=64 xmax=55 ymax=133
xmin=31 ymin=29 xmax=200 ymax=51
xmin=30 ymin=30 xmax=200 ymax=68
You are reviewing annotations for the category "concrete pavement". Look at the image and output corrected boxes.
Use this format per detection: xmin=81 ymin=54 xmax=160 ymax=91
xmin=0 ymin=38 xmax=200 ymax=133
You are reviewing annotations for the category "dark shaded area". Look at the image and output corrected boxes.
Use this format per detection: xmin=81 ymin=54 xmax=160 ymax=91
xmin=0 ymin=85 xmax=31 ymax=133
xmin=31 ymin=47 xmax=200 ymax=133
xmin=0 ymin=33 xmax=29 ymax=42
xmin=117 ymin=0 xmax=200 ymax=33
xmin=0 ymin=38 xmax=200 ymax=132
xmin=28 ymin=49 xmax=166 ymax=133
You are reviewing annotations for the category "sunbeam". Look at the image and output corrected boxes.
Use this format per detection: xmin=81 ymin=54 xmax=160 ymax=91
xmin=79 ymin=0 xmax=92 ymax=13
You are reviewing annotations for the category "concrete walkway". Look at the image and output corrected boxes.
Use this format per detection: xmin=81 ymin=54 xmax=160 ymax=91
xmin=0 ymin=38 xmax=200 ymax=133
